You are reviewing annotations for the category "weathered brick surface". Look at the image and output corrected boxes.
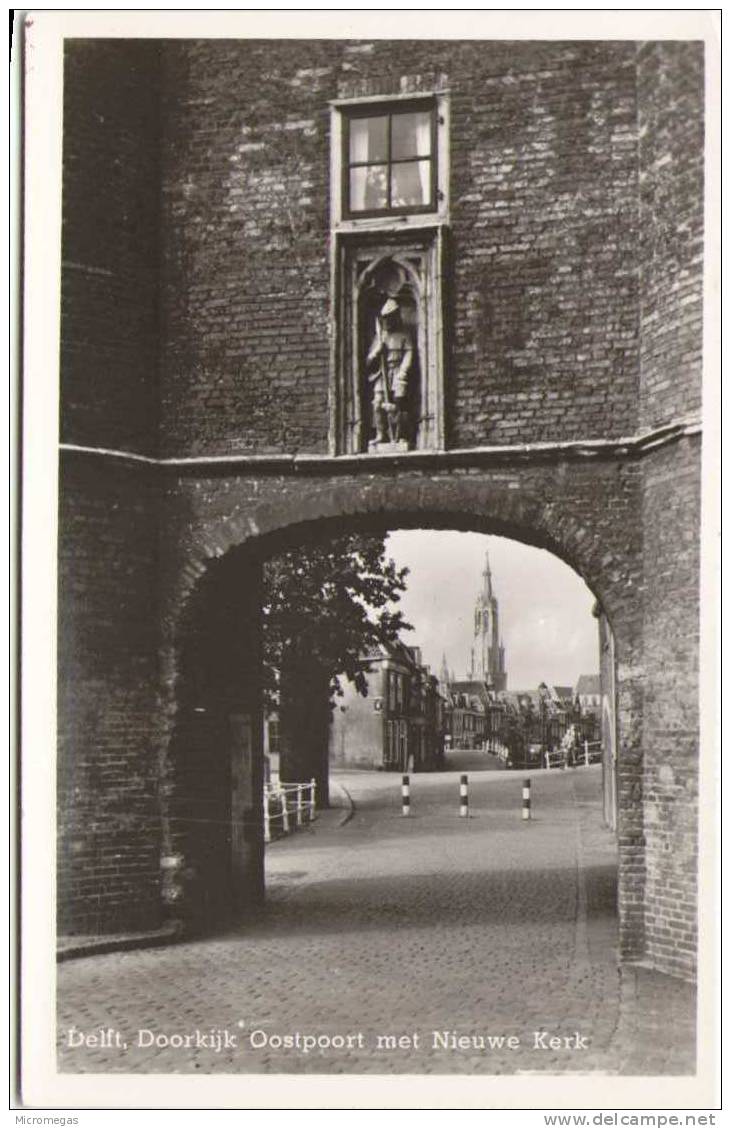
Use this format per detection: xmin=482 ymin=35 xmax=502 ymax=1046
xmin=57 ymin=39 xmax=704 ymax=980
xmin=60 ymin=41 xmax=162 ymax=454
xmin=156 ymin=40 xmax=640 ymax=456
xmin=637 ymin=43 xmax=704 ymax=431
xmin=641 ymin=441 xmax=701 ymax=979
xmin=158 ymin=40 xmax=332 ymax=457
xmin=57 ymin=458 xmax=162 ymax=934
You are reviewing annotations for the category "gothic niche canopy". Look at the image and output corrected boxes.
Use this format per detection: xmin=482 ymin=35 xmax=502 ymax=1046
xmin=334 ymin=233 xmax=446 ymax=456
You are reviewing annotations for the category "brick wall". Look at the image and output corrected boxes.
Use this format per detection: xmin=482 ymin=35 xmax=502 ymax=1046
xmin=57 ymin=457 xmax=162 ymax=934
xmin=637 ymin=42 xmax=704 ymax=431
xmin=157 ymin=39 xmax=641 ymax=456
xmin=158 ymin=40 xmax=332 ymax=457
xmin=641 ymin=440 xmax=701 ymax=979
xmin=634 ymin=45 xmax=704 ymax=978
xmin=61 ymin=40 xmax=161 ymax=454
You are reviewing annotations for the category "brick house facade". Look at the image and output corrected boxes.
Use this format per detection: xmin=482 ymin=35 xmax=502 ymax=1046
xmin=57 ymin=37 xmax=704 ymax=981
xmin=329 ymin=643 xmax=446 ymax=772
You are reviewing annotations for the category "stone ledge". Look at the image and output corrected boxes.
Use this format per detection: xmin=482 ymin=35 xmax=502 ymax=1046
xmin=59 ymin=415 xmax=702 ymax=476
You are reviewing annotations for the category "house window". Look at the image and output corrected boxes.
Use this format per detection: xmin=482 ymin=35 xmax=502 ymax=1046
xmin=344 ymin=101 xmax=437 ymax=217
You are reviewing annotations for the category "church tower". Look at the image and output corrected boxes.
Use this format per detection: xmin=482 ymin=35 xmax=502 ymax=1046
xmin=438 ymin=652 xmax=451 ymax=696
xmin=471 ymin=552 xmax=507 ymax=691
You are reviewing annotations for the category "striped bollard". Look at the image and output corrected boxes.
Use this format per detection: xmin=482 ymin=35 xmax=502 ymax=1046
xmin=522 ymin=778 xmax=531 ymax=821
xmin=263 ymin=789 xmax=271 ymax=843
xmin=401 ymin=774 xmax=410 ymax=817
xmin=459 ymin=774 xmax=469 ymax=818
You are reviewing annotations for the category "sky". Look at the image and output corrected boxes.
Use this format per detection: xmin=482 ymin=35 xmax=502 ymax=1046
xmin=383 ymin=529 xmax=599 ymax=691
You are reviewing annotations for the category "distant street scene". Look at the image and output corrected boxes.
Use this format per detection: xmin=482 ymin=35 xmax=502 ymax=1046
xmin=267 ymin=532 xmax=610 ymax=802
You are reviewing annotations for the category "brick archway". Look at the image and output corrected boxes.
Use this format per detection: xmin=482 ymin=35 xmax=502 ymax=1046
xmin=159 ymin=466 xmax=641 ymax=955
xmin=161 ymin=468 xmax=640 ymax=645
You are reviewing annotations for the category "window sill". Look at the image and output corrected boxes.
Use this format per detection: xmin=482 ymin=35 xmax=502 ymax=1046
xmin=334 ymin=213 xmax=449 ymax=236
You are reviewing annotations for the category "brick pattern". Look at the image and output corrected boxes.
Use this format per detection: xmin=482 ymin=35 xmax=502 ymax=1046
xmin=58 ymin=769 xmax=694 ymax=1077
xmin=60 ymin=41 xmax=162 ymax=454
xmin=637 ymin=43 xmax=704 ymax=431
xmin=448 ymin=42 xmax=639 ymax=448
xmin=641 ymin=442 xmax=701 ymax=979
xmin=156 ymin=40 xmax=641 ymax=456
xmin=158 ymin=41 xmax=332 ymax=457
xmin=57 ymin=459 xmax=163 ymax=934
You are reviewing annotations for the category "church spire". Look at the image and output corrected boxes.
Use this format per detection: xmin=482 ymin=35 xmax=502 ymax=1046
xmin=469 ymin=549 xmax=507 ymax=691
xmin=482 ymin=550 xmax=493 ymax=600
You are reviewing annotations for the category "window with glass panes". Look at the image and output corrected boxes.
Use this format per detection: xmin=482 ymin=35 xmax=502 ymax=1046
xmin=344 ymin=101 xmax=436 ymax=217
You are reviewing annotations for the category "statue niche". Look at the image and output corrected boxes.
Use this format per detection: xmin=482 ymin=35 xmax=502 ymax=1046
xmin=358 ymin=258 xmax=422 ymax=453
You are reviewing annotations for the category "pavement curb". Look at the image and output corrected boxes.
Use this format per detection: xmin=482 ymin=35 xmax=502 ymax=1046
xmin=57 ymin=921 xmax=184 ymax=963
xmin=329 ymin=778 xmax=356 ymax=827
xmin=59 ymin=785 xmax=356 ymax=961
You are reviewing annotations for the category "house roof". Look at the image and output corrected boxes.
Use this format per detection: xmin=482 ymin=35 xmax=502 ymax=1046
xmin=501 ymin=690 xmax=540 ymax=711
xmin=575 ymin=674 xmax=601 ymax=696
xmin=450 ymin=679 xmax=490 ymax=698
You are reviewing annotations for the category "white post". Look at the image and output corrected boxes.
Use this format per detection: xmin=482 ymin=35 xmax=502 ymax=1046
xmin=544 ymin=751 xmax=550 ymax=770
xmin=309 ymin=777 xmax=317 ymax=821
xmin=459 ymin=774 xmax=469 ymax=818
xmin=280 ymin=789 xmax=290 ymax=834
xmin=584 ymin=740 xmax=589 ymax=767
xmin=522 ymin=778 xmax=531 ymax=821
xmin=296 ymin=783 xmax=303 ymax=827
xmin=263 ymin=788 xmax=271 ymax=843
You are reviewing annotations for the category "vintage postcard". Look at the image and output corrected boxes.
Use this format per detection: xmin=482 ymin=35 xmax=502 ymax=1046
xmin=19 ymin=9 xmax=719 ymax=1112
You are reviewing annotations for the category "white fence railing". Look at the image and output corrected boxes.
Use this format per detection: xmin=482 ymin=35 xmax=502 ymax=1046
xmin=545 ymin=741 xmax=603 ymax=770
xmin=263 ymin=778 xmax=317 ymax=843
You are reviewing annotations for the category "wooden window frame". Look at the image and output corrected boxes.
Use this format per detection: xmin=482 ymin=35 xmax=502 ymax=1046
xmin=342 ymin=99 xmax=438 ymax=220
xmin=329 ymin=90 xmax=450 ymax=231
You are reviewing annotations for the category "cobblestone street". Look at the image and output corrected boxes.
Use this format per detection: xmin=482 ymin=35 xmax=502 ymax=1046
xmin=56 ymin=762 xmax=696 ymax=1076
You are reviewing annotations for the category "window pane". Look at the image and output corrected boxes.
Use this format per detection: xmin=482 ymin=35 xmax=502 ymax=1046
xmin=350 ymin=165 xmax=388 ymax=211
xmin=391 ymin=110 xmax=432 ymax=159
xmin=391 ymin=160 xmax=431 ymax=207
xmin=349 ymin=115 xmax=388 ymax=163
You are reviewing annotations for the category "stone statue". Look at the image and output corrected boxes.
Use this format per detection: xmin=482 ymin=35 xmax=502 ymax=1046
xmin=366 ymin=298 xmax=414 ymax=448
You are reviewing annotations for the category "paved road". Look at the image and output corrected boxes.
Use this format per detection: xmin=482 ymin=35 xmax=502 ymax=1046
xmin=442 ymin=747 xmax=507 ymax=772
xmin=56 ymin=765 xmax=695 ymax=1076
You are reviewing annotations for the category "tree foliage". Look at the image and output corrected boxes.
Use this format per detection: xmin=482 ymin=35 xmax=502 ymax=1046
xmin=261 ymin=533 xmax=411 ymax=709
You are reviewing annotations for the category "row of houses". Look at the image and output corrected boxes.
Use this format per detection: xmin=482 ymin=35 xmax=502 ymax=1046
xmin=447 ymin=677 xmax=601 ymax=756
xmin=322 ymin=645 xmax=601 ymax=772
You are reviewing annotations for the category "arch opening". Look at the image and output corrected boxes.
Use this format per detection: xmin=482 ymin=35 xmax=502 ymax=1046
xmin=163 ymin=513 xmax=620 ymax=942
